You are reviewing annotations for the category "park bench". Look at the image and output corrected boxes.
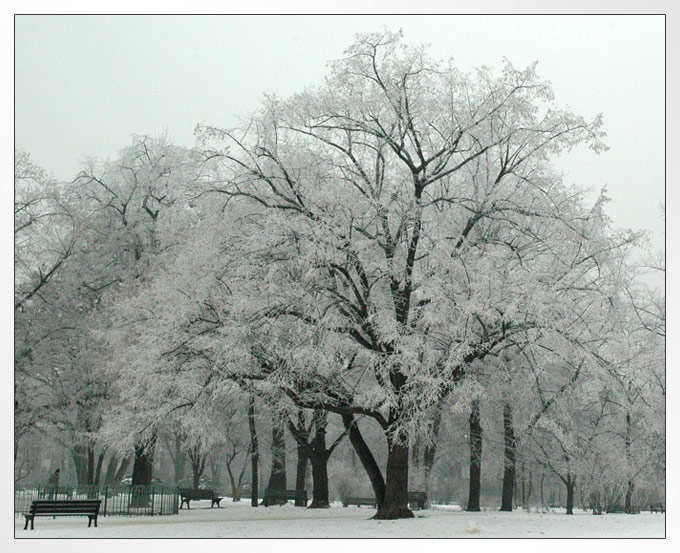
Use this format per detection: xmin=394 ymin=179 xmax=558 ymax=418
xmin=262 ymin=489 xmax=307 ymax=507
xmin=407 ymin=491 xmax=428 ymax=510
xmin=23 ymin=499 xmax=101 ymax=530
xmin=342 ymin=497 xmax=377 ymax=507
xmin=179 ymin=488 xmax=223 ymax=509
xmin=342 ymin=492 xmax=427 ymax=509
xmin=650 ymin=503 xmax=665 ymax=513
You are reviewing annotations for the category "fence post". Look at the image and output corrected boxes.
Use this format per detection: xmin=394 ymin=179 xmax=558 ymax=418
xmin=150 ymin=486 xmax=155 ymax=516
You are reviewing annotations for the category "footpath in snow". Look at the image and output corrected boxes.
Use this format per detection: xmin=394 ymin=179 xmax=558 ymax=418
xmin=15 ymin=501 xmax=666 ymax=538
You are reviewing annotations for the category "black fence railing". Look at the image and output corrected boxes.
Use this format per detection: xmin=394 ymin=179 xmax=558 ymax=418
xmin=15 ymin=485 xmax=179 ymax=517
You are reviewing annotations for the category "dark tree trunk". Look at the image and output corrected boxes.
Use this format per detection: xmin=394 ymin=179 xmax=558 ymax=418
xmin=374 ymin=433 xmax=413 ymax=520
xmin=295 ymin=445 xmax=309 ymax=505
xmin=467 ymin=398 xmax=482 ymax=511
xmin=500 ymin=402 xmax=516 ymax=512
xmin=624 ymin=411 xmax=634 ymax=513
xmin=94 ymin=450 xmax=105 ymax=487
xmin=308 ymin=452 xmax=330 ymax=508
xmin=308 ymin=411 xmax=330 ymax=508
xmin=248 ymin=394 xmax=259 ymax=507
xmin=131 ymin=436 xmax=156 ymax=508
xmin=342 ymin=414 xmax=385 ymax=507
xmin=267 ymin=417 xmax=287 ymax=495
xmin=566 ymin=474 xmax=576 ymax=515
xmin=294 ymin=411 xmax=309 ymax=506
xmin=86 ymin=447 xmax=95 ymax=486
xmin=625 ymin=479 xmax=634 ymax=514
xmin=131 ymin=436 xmax=156 ymax=486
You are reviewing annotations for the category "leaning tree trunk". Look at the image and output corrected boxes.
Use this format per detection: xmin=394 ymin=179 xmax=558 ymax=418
xmin=103 ymin=455 xmax=119 ymax=486
xmin=248 ymin=394 xmax=259 ymax=507
xmin=467 ymin=398 xmax=482 ymax=511
xmin=342 ymin=414 xmax=385 ymax=507
xmin=93 ymin=450 xmax=105 ymax=487
xmin=500 ymin=402 xmax=516 ymax=512
xmin=111 ymin=455 xmax=132 ymax=487
xmin=71 ymin=447 xmax=87 ymax=487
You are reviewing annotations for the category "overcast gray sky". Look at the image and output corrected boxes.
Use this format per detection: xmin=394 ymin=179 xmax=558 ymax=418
xmin=15 ymin=15 xmax=665 ymax=248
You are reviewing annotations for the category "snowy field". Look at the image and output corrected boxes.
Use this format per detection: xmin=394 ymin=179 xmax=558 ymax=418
xmin=15 ymin=500 xmax=665 ymax=538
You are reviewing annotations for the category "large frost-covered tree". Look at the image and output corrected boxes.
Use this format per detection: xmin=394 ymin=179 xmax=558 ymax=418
xmin=189 ymin=31 xmax=623 ymax=519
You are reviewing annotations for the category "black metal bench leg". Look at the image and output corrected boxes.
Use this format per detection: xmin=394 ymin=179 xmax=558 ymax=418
xmin=23 ymin=516 xmax=29 ymax=530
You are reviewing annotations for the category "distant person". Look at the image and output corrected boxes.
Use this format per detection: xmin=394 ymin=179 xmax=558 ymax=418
xmin=46 ymin=468 xmax=60 ymax=499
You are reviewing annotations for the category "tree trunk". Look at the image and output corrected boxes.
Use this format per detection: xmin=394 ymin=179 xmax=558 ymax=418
xmin=308 ymin=451 xmax=330 ymax=508
xmin=172 ymin=434 xmax=186 ymax=485
xmin=235 ymin=453 xmax=249 ymax=501
xmin=374 ymin=434 xmax=413 ymax=520
xmin=131 ymin=436 xmax=156 ymax=508
xmin=71 ymin=446 xmax=88 ymax=487
xmin=422 ymin=404 xmax=443 ymax=493
xmin=625 ymin=479 xmax=635 ymax=514
xmin=131 ymin=436 xmax=156 ymax=486
xmin=86 ymin=447 xmax=95 ymax=486
xmin=341 ymin=414 xmax=385 ymax=507
xmin=94 ymin=450 xmax=105 ymax=487
xmin=467 ymin=398 xmax=482 ymax=511
xmin=294 ymin=411 xmax=309 ymax=506
xmin=624 ymin=411 xmax=634 ymax=513
xmin=500 ymin=402 xmax=516 ymax=512
xmin=267 ymin=417 xmax=287 ymax=497
xmin=295 ymin=443 xmax=309 ymax=506
xmin=103 ymin=455 xmax=119 ymax=486
xmin=188 ymin=446 xmax=206 ymax=490
xmin=248 ymin=394 xmax=259 ymax=507
xmin=112 ymin=455 xmax=132 ymax=487
xmin=566 ymin=474 xmax=576 ymax=515
xmin=192 ymin=461 xmax=203 ymax=490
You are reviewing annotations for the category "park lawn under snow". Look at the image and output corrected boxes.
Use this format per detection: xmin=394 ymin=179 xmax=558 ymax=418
xmin=15 ymin=500 xmax=665 ymax=538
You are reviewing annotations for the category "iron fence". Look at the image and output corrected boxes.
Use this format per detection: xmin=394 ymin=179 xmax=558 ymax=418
xmin=15 ymin=485 xmax=179 ymax=517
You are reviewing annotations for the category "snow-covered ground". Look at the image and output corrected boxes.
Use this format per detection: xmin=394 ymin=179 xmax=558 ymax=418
xmin=15 ymin=500 xmax=665 ymax=538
